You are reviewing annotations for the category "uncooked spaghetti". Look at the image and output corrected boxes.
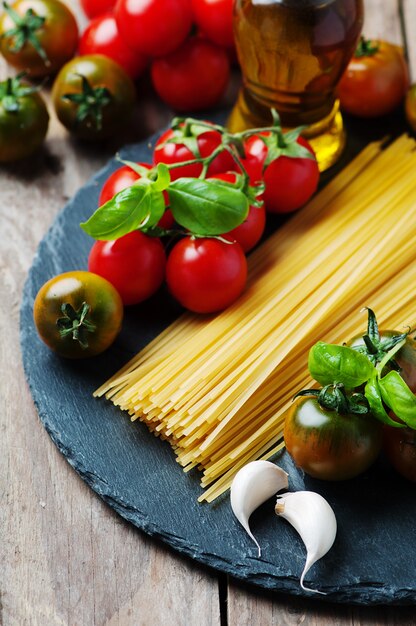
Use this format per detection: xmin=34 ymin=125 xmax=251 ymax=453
xmin=95 ymin=136 xmax=416 ymax=502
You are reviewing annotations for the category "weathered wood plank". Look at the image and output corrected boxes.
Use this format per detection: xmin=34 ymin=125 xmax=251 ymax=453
xmin=362 ymin=0 xmax=403 ymax=44
xmin=0 ymin=2 xmax=220 ymax=621
xmin=402 ymin=0 xmax=416 ymax=80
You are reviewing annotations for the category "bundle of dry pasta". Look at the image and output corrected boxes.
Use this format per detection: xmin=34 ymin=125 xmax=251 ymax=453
xmin=96 ymin=135 xmax=416 ymax=502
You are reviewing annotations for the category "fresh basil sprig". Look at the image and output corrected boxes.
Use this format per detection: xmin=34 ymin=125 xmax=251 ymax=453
xmin=81 ymin=162 xmax=254 ymax=240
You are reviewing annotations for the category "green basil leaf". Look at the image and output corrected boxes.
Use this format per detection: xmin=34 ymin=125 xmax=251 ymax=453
xmin=142 ymin=187 xmax=166 ymax=228
xmin=379 ymin=371 xmax=416 ymax=429
xmin=81 ymin=185 xmax=158 ymax=240
xmin=168 ymin=178 xmax=249 ymax=235
xmin=308 ymin=341 xmax=375 ymax=388
xmin=364 ymin=376 xmax=404 ymax=427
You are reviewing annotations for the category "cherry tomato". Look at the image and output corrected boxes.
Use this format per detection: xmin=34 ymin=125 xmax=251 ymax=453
xmin=115 ymin=0 xmax=192 ymax=58
xmin=383 ymin=423 xmax=416 ymax=482
xmin=33 ymin=271 xmax=123 ymax=358
xmin=405 ymin=84 xmax=416 ymax=132
xmin=284 ymin=396 xmax=382 ymax=480
xmin=52 ymin=54 xmax=136 ymax=140
xmin=0 ymin=74 xmax=49 ymax=162
xmin=244 ymin=133 xmax=319 ymax=213
xmin=0 ymin=0 xmax=78 ymax=77
xmin=88 ymin=231 xmax=167 ymax=306
xmin=166 ymin=237 xmax=247 ymax=313
xmin=154 ymin=126 xmax=236 ymax=181
xmin=79 ymin=13 xmax=147 ymax=80
xmin=80 ymin=0 xmax=116 ymax=19
xmin=191 ymin=0 xmax=234 ymax=48
xmin=338 ymin=37 xmax=409 ymax=118
xmin=151 ymin=36 xmax=230 ymax=112
xmin=209 ymin=173 xmax=265 ymax=252
xmin=99 ymin=163 xmax=174 ymax=229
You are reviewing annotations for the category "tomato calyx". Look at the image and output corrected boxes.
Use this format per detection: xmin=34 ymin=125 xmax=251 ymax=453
xmin=1 ymin=1 xmax=49 ymax=65
xmin=62 ymin=74 xmax=112 ymax=131
xmin=295 ymin=383 xmax=370 ymax=415
xmin=56 ymin=301 xmax=97 ymax=349
xmin=0 ymin=72 xmax=40 ymax=112
xmin=354 ymin=35 xmax=379 ymax=59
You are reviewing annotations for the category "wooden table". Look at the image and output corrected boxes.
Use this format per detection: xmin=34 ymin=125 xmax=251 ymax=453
xmin=1 ymin=2 xmax=416 ymax=624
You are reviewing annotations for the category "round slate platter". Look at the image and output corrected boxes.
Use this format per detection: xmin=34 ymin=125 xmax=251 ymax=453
xmin=20 ymin=118 xmax=416 ymax=605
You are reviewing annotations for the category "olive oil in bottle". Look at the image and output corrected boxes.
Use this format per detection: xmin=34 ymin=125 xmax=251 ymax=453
xmin=229 ymin=0 xmax=364 ymax=170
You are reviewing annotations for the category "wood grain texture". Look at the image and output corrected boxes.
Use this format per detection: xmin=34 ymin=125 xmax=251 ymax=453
xmin=1 ymin=1 xmax=415 ymax=625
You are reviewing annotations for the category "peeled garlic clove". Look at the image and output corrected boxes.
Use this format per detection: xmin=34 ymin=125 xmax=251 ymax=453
xmin=230 ymin=460 xmax=289 ymax=557
xmin=275 ymin=491 xmax=337 ymax=595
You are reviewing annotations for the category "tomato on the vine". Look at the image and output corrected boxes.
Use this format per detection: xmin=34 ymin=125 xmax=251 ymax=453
xmin=0 ymin=0 xmax=78 ymax=77
xmin=80 ymin=0 xmax=116 ymax=19
xmin=244 ymin=132 xmax=319 ymax=213
xmin=52 ymin=54 xmax=136 ymax=140
xmin=166 ymin=237 xmax=247 ymax=313
xmin=33 ymin=271 xmax=123 ymax=358
xmin=151 ymin=36 xmax=230 ymax=112
xmin=115 ymin=0 xmax=192 ymax=58
xmin=88 ymin=231 xmax=167 ymax=306
xmin=79 ymin=13 xmax=147 ymax=80
xmin=0 ymin=73 xmax=49 ymax=162
xmin=284 ymin=393 xmax=382 ymax=481
xmin=338 ymin=37 xmax=409 ymax=118
xmin=154 ymin=126 xmax=236 ymax=180
xmin=191 ymin=0 xmax=234 ymax=49
xmin=99 ymin=163 xmax=174 ymax=229
xmin=209 ymin=173 xmax=265 ymax=252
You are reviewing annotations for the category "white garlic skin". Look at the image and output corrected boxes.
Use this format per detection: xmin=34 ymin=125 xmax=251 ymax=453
xmin=230 ymin=460 xmax=289 ymax=557
xmin=275 ymin=491 xmax=337 ymax=595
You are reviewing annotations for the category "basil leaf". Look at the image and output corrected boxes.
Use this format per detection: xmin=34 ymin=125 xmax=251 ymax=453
xmin=379 ymin=371 xmax=416 ymax=429
xmin=364 ymin=377 xmax=403 ymax=426
xmin=168 ymin=178 xmax=249 ymax=235
xmin=81 ymin=185 xmax=164 ymax=240
xmin=308 ymin=341 xmax=375 ymax=388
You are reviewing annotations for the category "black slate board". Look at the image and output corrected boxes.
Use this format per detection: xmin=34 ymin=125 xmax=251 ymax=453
xmin=20 ymin=114 xmax=416 ymax=605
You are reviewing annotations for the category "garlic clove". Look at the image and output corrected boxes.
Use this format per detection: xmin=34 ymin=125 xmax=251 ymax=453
xmin=275 ymin=491 xmax=337 ymax=595
xmin=230 ymin=460 xmax=289 ymax=557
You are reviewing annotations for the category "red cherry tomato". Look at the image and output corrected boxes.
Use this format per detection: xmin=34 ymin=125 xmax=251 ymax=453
xmin=80 ymin=0 xmax=116 ymax=19
xmin=244 ymin=133 xmax=319 ymax=213
xmin=209 ymin=173 xmax=265 ymax=252
xmin=166 ymin=237 xmax=247 ymax=313
xmin=154 ymin=127 xmax=236 ymax=181
xmin=99 ymin=163 xmax=174 ymax=229
xmin=338 ymin=37 xmax=409 ymax=118
xmin=79 ymin=13 xmax=147 ymax=80
xmin=383 ymin=423 xmax=416 ymax=483
xmin=191 ymin=0 xmax=234 ymax=48
xmin=115 ymin=0 xmax=192 ymax=58
xmin=88 ymin=231 xmax=167 ymax=306
xmin=151 ymin=36 xmax=230 ymax=112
